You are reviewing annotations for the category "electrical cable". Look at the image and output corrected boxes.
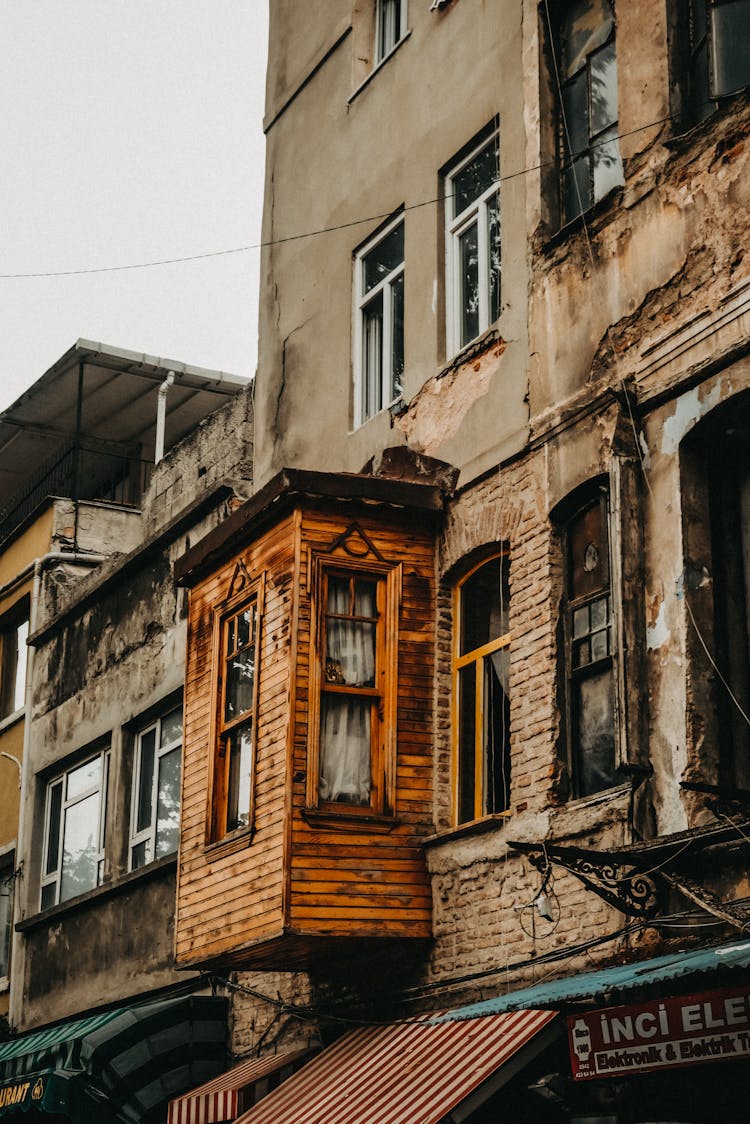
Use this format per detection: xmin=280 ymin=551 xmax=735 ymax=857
xmin=0 ymin=101 xmax=724 ymax=281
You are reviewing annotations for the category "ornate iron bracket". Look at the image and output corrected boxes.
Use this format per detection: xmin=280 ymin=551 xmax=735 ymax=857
xmin=508 ymin=840 xmax=661 ymax=919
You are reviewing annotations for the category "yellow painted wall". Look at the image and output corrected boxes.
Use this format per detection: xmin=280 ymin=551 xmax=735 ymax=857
xmin=0 ymin=508 xmax=53 ymax=605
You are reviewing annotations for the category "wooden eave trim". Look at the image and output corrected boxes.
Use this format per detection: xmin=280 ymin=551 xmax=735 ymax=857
xmin=174 ymin=468 xmax=445 ymax=588
xmin=30 ymin=481 xmax=237 ymax=646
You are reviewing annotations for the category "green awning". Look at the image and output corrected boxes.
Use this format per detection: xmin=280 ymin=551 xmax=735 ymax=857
xmin=0 ymin=994 xmax=227 ymax=1122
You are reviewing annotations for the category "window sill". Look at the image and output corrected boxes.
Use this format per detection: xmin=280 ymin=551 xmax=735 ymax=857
xmin=17 ymin=853 xmax=177 ymax=933
xmin=204 ymin=826 xmax=254 ymax=860
xmin=422 ymin=811 xmax=512 ymax=849
xmin=0 ymin=708 xmax=24 ymax=736
xmin=441 ymin=325 xmax=502 ymax=379
xmin=347 ymin=31 xmax=412 ymax=105
xmin=561 ymin=780 xmax=631 ymax=812
xmin=301 ymin=807 xmax=398 ymax=833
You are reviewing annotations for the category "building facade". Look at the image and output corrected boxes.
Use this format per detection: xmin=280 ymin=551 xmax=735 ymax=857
xmin=0 ymin=344 xmax=252 ymax=1121
xmin=172 ymin=2 xmax=750 ymax=1122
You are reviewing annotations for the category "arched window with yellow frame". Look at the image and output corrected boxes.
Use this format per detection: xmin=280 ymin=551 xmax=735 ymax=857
xmin=453 ymin=551 xmax=511 ymax=825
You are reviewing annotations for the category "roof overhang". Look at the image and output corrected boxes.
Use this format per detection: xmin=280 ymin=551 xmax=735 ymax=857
xmin=174 ymin=467 xmax=445 ymax=588
xmin=0 ymin=339 xmax=248 ymax=517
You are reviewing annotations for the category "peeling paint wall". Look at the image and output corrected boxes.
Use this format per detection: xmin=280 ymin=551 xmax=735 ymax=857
xmin=12 ymin=389 xmax=254 ymax=1032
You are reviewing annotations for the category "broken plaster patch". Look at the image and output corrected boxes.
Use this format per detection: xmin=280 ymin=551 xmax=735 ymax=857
xmin=395 ymin=338 xmax=506 ymax=455
xmin=647 ymin=598 xmax=669 ymax=651
xmin=660 ymin=382 xmax=723 ymax=454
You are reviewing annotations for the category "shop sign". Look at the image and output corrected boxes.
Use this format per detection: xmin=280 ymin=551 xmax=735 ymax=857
xmin=0 ymin=1076 xmax=45 ymax=1112
xmin=568 ymin=985 xmax=750 ymax=1080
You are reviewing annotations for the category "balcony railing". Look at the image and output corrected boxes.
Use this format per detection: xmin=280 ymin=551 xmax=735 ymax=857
xmin=0 ymin=438 xmax=153 ymax=547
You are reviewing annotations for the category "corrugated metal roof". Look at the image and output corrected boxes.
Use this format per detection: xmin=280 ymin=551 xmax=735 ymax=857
xmin=435 ymin=939 xmax=750 ymax=1023
xmin=233 ymin=1009 xmax=557 ymax=1124
xmin=167 ymin=1048 xmax=314 ymax=1124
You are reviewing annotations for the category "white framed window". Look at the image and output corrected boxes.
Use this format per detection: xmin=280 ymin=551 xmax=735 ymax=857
xmin=445 ymin=129 xmax=501 ymax=356
xmin=40 ymin=749 xmax=109 ymax=909
xmin=376 ymin=0 xmax=408 ymax=61
xmin=130 ymin=705 xmax=183 ymax=869
xmin=354 ymin=216 xmax=405 ymax=427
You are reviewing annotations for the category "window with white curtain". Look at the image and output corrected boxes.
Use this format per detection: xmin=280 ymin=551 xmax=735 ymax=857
xmin=318 ymin=570 xmax=383 ymax=807
xmin=376 ymin=0 xmax=408 ymax=61
xmin=354 ymin=217 xmax=405 ymax=427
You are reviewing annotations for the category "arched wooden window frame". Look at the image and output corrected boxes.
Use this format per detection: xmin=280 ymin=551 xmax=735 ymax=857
xmin=451 ymin=549 xmax=512 ymax=826
xmin=306 ymin=528 xmax=401 ymax=820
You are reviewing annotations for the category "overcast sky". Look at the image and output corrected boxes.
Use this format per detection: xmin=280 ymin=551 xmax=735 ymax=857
xmin=0 ymin=2 xmax=268 ymax=412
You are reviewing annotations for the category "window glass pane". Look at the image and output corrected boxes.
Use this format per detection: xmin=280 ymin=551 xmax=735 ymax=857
xmin=45 ymin=783 xmax=63 ymax=876
xmin=60 ymin=791 xmax=99 ymax=902
xmin=562 ymin=70 xmax=590 ymax=157
xmin=131 ymin=840 xmax=150 ymax=870
xmin=363 ymin=291 xmax=384 ymax=418
xmin=390 ymin=272 xmax=405 ymax=402
xmin=592 ymin=124 xmax=623 ymax=202
xmin=160 ymin=707 xmax=183 ymax=748
xmin=574 ymin=637 xmax=591 ymax=667
xmin=364 ymin=224 xmax=404 ymax=293
xmin=590 ymin=596 xmax=609 ymax=630
xmin=225 ymin=646 xmax=255 ymax=721
xmin=326 ymin=619 xmax=376 ymax=687
xmin=568 ymin=498 xmax=609 ymax=600
xmin=485 ymin=649 xmax=511 ymax=814
xmin=457 ymin=663 xmax=477 ymax=823
xmin=573 ymin=606 xmax=590 ymax=638
xmin=711 ymin=2 xmax=750 ymax=97
xmin=487 ymin=191 xmax=501 ymax=325
xmin=327 ymin=575 xmax=350 ymax=613
xmin=353 ymin=580 xmax=377 ymax=617
xmin=232 ymin=607 xmax=255 ymax=653
xmin=226 ymin=724 xmax=253 ymax=831
xmin=320 ymin=696 xmax=371 ymax=804
xmin=590 ymin=41 xmax=618 ymax=133
xmin=574 ymin=666 xmax=617 ymax=796
xmin=453 ymin=136 xmax=499 ymax=217
xmin=459 ymin=222 xmax=480 ymax=347
xmin=155 ymin=747 xmax=181 ymax=858
xmin=378 ymin=0 xmax=402 ymax=58
xmin=590 ymin=629 xmax=609 ymax=662
xmin=40 ymin=882 xmax=56 ymax=911
xmin=135 ymin=728 xmax=156 ymax=833
xmin=460 ymin=557 xmax=509 ymax=656
xmin=560 ymin=0 xmax=614 ymax=79
xmin=66 ymin=757 xmax=101 ymax=802
xmin=0 ymin=617 xmax=28 ymax=719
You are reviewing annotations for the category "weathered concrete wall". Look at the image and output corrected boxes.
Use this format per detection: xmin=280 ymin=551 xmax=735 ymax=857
xmin=12 ymin=387 xmax=254 ymax=1031
xmin=256 ymin=0 xmax=529 ymax=489
xmin=143 ymin=382 xmax=254 ymax=538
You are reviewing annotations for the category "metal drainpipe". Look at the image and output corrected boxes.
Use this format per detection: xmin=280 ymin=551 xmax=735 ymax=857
xmin=8 ymin=549 xmax=106 ymax=1029
xmin=155 ymin=372 xmax=175 ymax=465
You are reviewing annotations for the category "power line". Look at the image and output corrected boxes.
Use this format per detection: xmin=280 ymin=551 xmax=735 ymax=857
xmin=0 ymin=111 xmax=680 ymax=280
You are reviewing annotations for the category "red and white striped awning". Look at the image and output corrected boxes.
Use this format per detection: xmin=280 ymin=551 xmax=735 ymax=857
xmin=232 ymin=1008 xmax=557 ymax=1124
xmin=168 ymin=1047 xmax=315 ymax=1124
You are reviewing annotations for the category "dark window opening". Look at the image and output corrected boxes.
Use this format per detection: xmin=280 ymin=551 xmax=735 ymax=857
xmin=563 ymin=490 xmax=619 ymax=797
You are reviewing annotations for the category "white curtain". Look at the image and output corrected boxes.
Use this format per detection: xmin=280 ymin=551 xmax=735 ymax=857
xmin=319 ymin=581 xmax=376 ymax=803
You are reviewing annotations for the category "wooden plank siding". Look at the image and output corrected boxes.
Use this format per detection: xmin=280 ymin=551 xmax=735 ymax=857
xmin=175 ymin=492 xmax=437 ymax=969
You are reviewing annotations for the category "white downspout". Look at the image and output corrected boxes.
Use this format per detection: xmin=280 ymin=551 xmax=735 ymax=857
xmin=155 ymin=372 xmax=175 ymax=464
